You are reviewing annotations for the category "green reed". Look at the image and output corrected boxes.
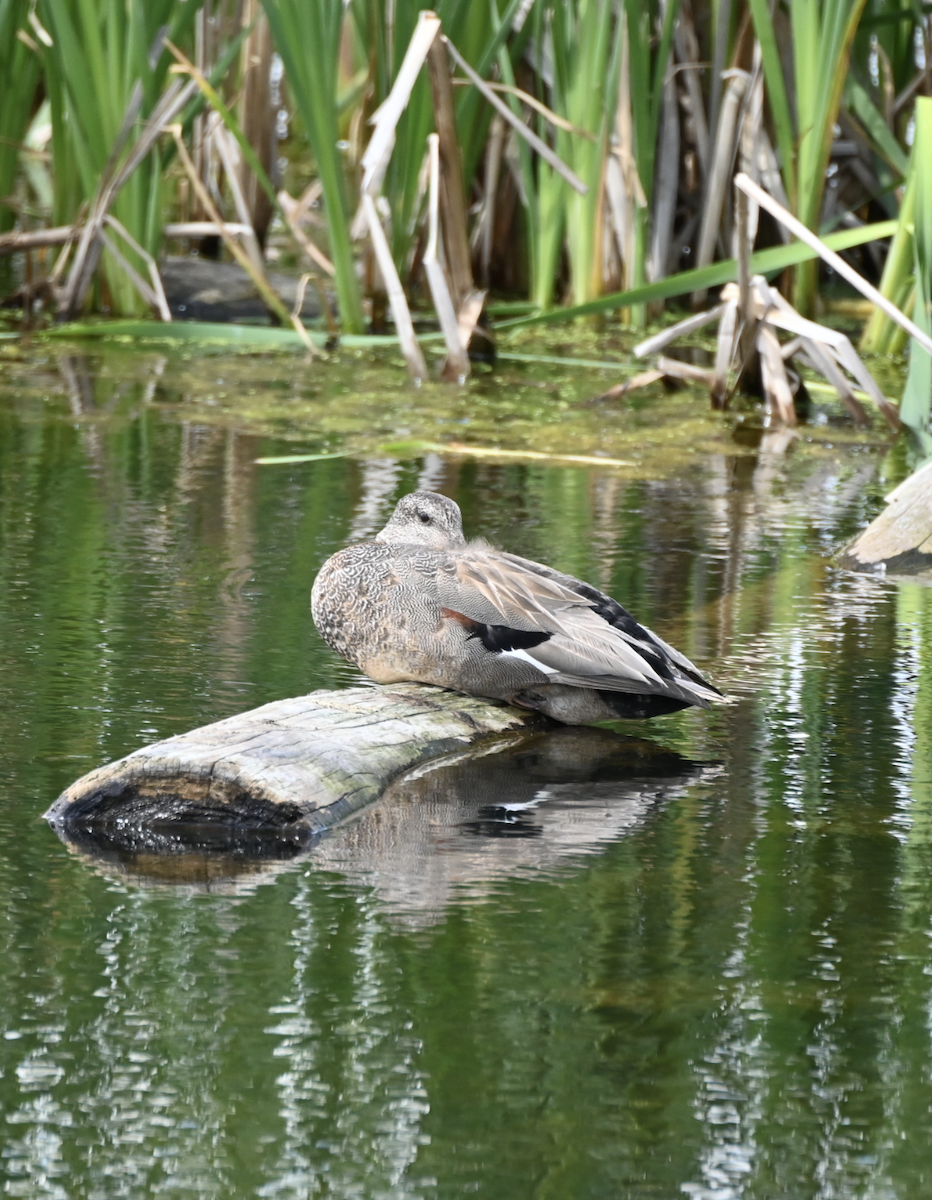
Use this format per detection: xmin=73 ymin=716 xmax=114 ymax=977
xmin=260 ymin=0 xmax=366 ymax=333
xmin=2 ymin=0 xmax=932 ymax=346
xmin=896 ymin=98 xmax=932 ymax=442
xmin=748 ymin=0 xmax=870 ymax=315
xmin=0 ymin=0 xmax=41 ymax=235
xmin=35 ymin=0 xmax=199 ymax=315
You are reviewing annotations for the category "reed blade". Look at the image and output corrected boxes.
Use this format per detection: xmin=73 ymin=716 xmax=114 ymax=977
xmin=261 ymin=0 xmax=365 ymax=333
xmin=899 ymin=98 xmax=932 ymax=440
xmin=0 ymin=1 xmax=41 ymax=236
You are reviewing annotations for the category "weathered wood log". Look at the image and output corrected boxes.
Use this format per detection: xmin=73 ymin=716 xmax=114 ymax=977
xmin=45 ymin=684 xmax=538 ymax=835
xmin=840 ymin=460 xmax=932 ymax=575
xmin=53 ymin=728 xmax=718 ymax=898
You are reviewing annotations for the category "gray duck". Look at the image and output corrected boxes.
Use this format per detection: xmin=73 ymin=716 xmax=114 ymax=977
xmin=312 ymin=490 xmax=722 ymax=725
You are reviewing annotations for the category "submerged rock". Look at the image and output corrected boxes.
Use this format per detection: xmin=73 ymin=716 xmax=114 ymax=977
xmin=160 ymin=255 xmax=324 ymax=324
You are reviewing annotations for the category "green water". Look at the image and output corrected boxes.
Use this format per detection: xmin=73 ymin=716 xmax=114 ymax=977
xmin=2 ymin=341 xmax=932 ymax=1198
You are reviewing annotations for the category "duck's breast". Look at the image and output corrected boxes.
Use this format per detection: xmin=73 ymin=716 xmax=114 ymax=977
xmin=312 ymin=543 xmax=452 ymax=681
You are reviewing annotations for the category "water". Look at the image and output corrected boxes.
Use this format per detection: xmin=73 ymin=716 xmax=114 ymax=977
xmin=2 ymin=340 xmax=932 ymax=1198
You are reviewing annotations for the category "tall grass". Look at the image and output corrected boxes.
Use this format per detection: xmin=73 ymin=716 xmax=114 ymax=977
xmin=894 ymin=98 xmax=932 ymax=443
xmin=1 ymin=0 xmax=931 ymax=349
xmin=35 ymin=0 xmax=199 ymax=314
xmin=525 ymin=0 xmax=622 ymax=309
xmin=260 ymin=0 xmax=365 ymax=333
xmin=749 ymin=0 xmax=869 ymax=314
xmin=347 ymin=0 xmax=527 ymax=289
xmin=0 ymin=0 xmax=40 ymax=235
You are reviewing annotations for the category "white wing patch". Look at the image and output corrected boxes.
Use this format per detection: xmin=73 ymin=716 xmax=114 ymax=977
xmin=501 ymin=647 xmax=558 ymax=674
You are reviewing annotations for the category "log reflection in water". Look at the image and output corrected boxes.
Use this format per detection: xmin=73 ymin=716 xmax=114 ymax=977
xmin=309 ymin=727 xmax=719 ymax=922
xmin=48 ymin=727 xmax=717 ymax=909
xmin=50 ymin=820 xmax=319 ymax=895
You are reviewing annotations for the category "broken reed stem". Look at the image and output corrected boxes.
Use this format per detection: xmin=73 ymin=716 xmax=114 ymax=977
xmin=442 ymin=36 xmax=588 ymax=195
xmin=0 ymin=226 xmax=76 ymax=256
xmin=361 ymin=12 xmax=442 ymax=194
xmin=456 ymin=289 xmax=486 ymax=356
xmin=423 ymin=133 xmax=470 ymax=381
xmin=442 ymin=443 xmax=634 ymax=467
xmin=103 ymin=214 xmax=171 ymax=321
xmin=426 ymin=34 xmax=474 ymax=311
xmin=735 ymin=172 xmax=932 ymax=358
xmin=593 ymin=369 xmax=665 ymax=402
xmin=711 ymin=298 xmax=738 ymax=407
xmin=210 ymin=118 xmax=264 ymax=273
xmin=291 ymin=273 xmax=312 ymax=321
xmin=277 ymin=190 xmax=335 ymax=276
xmin=633 ymin=305 xmax=726 ymax=357
xmin=736 ymin=187 xmax=751 ymax=326
xmin=757 ymin=324 xmax=797 ymax=425
xmin=56 ymin=78 xmax=198 ymax=319
xmin=169 ymin=125 xmax=317 ymax=354
xmin=734 ymin=183 xmax=758 ymax=393
xmin=362 ymin=192 xmax=428 ymax=382
xmin=692 ymin=72 xmax=748 ymax=306
xmin=450 ymin=80 xmax=598 ymax=140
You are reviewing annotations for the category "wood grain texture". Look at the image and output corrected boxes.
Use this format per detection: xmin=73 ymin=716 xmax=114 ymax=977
xmin=45 ymin=684 xmax=537 ymax=833
xmin=841 ymin=460 xmax=932 ymax=574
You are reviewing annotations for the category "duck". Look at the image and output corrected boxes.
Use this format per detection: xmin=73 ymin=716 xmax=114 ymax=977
xmin=311 ymin=490 xmax=722 ymax=725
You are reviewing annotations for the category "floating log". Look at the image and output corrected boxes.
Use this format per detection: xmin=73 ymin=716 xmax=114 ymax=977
xmin=54 ymin=728 xmax=718 ymax=900
xmin=840 ymin=460 xmax=932 ymax=575
xmin=45 ymin=684 xmax=537 ymax=836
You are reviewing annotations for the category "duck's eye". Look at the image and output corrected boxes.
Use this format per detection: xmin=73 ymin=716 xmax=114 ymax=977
xmin=418 ymin=511 xmax=431 ymax=524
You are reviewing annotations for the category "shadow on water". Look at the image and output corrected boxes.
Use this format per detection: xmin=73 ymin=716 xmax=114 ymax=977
xmin=48 ymin=821 xmax=318 ymax=894
xmin=49 ymin=728 xmax=717 ymax=914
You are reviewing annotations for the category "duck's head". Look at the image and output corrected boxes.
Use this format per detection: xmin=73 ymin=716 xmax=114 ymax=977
xmin=376 ymin=490 xmax=467 ymax=550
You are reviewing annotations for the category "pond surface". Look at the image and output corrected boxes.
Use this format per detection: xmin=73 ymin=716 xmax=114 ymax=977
xmin=1 ymin=337 xmax=931 ymax=1199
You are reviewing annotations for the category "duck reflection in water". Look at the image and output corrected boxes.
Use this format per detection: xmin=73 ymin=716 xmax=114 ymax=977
xmin=51 ymin=728 xmax=719 ymax=919
xmin=309 ymin=728 xmax=719 ymax=923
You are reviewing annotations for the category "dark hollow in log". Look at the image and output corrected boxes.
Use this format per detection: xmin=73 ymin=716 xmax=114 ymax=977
xmin=45 ymin=684 xmax=538 ymax=835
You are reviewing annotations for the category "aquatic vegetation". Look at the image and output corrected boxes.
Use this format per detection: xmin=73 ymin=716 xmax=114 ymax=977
xmin=261 ymin=0 xmax=366 ymax=333
xmin=0 ymin=0 xmax=40 ymax=237
xmin=34 ymin=0 xmax=201 ymax=315
xmin=1 ymin=0 xmax=931 ymax=408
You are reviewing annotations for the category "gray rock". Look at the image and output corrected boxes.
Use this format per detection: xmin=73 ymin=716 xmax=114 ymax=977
xmin=160 ymin=255 xmax=325 ymax=323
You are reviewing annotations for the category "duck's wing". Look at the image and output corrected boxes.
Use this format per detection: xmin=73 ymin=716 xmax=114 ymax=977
xmin=498 ymin=552 xmax=722 ymax=696
xmin=436 ymin=549 xmax=721 ymax=707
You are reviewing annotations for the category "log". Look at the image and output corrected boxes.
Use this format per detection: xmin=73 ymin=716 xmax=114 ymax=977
xmin=44 ymin=684 xmax=537 ymax=836
xmin=52 ymin=727 xmax=718 ymax=898
xmin=840 ymin=460 xmax=932 ymax=575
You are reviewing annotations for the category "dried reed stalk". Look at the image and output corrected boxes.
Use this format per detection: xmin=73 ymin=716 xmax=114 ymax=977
xmin=423 ymin=133 xmax=469 ymax=381
xmin=362 ymin=192 xmax=427 ymax=382
xmin=427 ymin=35 xmax=474 ymax=311
xmin=735 ymin=172 xmax=932 ymax=358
